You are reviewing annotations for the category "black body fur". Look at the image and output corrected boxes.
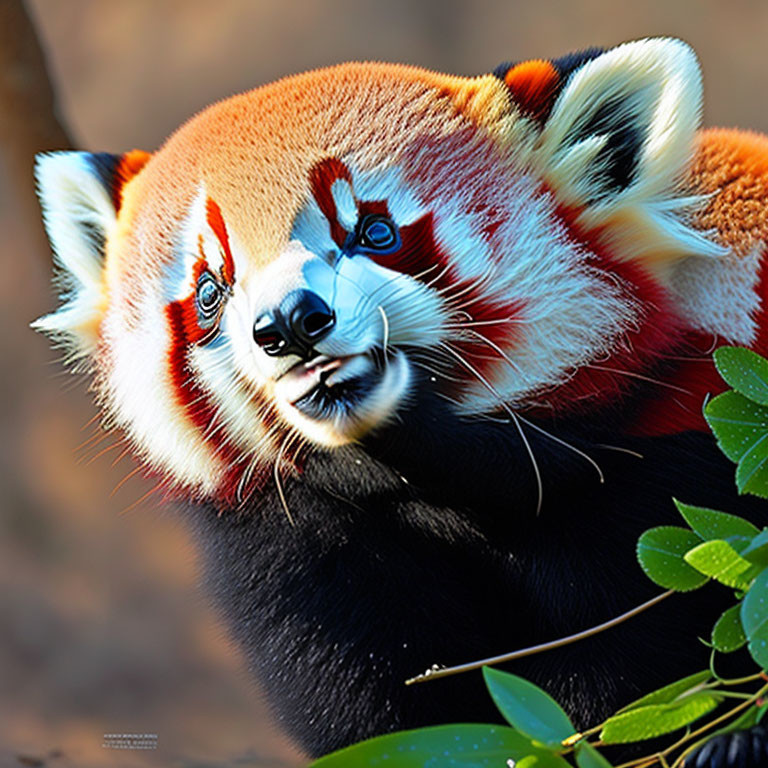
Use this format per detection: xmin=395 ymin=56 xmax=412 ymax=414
xmin=187 ymin=383 xmax=765 ymax=760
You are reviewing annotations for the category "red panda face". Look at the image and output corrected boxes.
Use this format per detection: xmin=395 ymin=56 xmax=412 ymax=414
xmin=36 ymin=38 xmax=743 ymax=504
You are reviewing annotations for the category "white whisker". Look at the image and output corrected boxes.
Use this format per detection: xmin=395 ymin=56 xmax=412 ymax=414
xmin=236 ymin=454 xmax=259 ymax=506
xmin=595 ymin=443 xmax=645 ymax=459
xmin=459 ymin=329 xmax=524 ymax=376
xmin=410 ymin=358 xmax=467 ymax=384
xmin=438 ymin=341 xmax=543 ymax=515
xmin=444 ymin=316 xmax=527 ymax=330
xmin=378 ymin=305 xmax=390 ymax=368
xmin=274 ymin=431 xmax=297 ymax=527
xmin=437 ymin=268 xmax=495 ymax=308
xmin=458 ymin=329 xmax=604 ymax=484
xmin=586 ymin=364 xmax=693 ymax=395
xmin=517 ymin=414 xmax=604 ymax=484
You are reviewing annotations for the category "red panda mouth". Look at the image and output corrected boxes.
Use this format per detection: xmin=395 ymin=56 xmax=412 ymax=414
xmin=278 ymin=354 xmax=359 ymax=405
xmin=275 ymin=350 xmax=404 ymax=424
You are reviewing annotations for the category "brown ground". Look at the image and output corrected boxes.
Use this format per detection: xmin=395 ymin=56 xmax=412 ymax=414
xmin=2 ymin=1 xmax=768 ymax=766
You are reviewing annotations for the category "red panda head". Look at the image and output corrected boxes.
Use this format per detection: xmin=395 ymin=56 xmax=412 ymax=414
xmin=35 ymin=38 xmax=736 ymax=505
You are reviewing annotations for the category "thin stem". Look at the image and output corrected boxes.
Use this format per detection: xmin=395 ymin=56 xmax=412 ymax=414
xmin=705 ymin=691 xmax=756 ymax=700
xmin=613 ymin=729 xmax=693 ymax=768
xmin=671 ymin=683 xmax=768 ymax=768
xmin=405 ymin=590 xmax=675 ymax=685
xmin=711 ymin=668 xmax=767 ymax=687
xmin=615 ymin=756 xmax=658 ymax=768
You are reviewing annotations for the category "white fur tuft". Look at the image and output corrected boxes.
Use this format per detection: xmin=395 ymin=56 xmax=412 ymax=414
xmin=32 ymin=152 xmax=116 ymax=363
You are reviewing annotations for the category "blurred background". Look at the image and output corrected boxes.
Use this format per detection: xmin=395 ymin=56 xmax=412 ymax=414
xmin=2 ymin=1 xmax=768 ymax=766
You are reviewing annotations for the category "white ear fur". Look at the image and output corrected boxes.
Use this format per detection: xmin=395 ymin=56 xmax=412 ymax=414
xmin=533 ymin=38 xmax=724 ymax=264
xmin=32 ymin=152 xmax=118 ymax=364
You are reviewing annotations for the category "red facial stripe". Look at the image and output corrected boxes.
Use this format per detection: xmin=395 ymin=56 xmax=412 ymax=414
xmin=366 ymin=211 xmax=437 ymax=277
xmin=205 ymin=197 xmax=235 ymax=285
xmin=358 ymin=199 xmax=390 ymax=217
xmin=502 ymin=60 xmax=560 ymax=123
xmin=481 ymin=212 xmax=504 ymax=240
xmin=166 ymin=298 xmax=224 ymax=432
xmin=165 ymin=296 xmax=288 ymax=505
xmin=626 ymin=332 xmax=722 ymax=436
xmin=367 ymin=211 xmax=525 ymax=381
xmin=166 ymin=297 xmax=237 ymax=496
xmin=163 ymin=201 xmax=292 ymax=504
xmin=526 ymin=197 xmax=685 ymax=418
xmin=310 ymin=157 xmax=353 ymax=247
xmin=636 ymin=242 xmax=768 ymax=437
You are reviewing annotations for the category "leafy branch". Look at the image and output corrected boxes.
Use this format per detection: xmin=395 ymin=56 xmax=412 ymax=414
xmin=405 ymin=590 xmax=674 ymax=686
xmin=311 ymin=346 xmax=768 ymax=767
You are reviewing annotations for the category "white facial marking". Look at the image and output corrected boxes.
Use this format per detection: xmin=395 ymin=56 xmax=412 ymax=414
xmin=670 ymin=247 xmax=761 ymax=345
xmin=102 ymin=288 xmax=224 ymax=496
xmin=331 ymin=179 xmax=358 ymax=232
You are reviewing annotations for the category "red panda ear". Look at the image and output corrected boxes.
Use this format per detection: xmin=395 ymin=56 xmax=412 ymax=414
xmin=500 ymin=38 xmax=722 ymax=266
xmin=32 ymin=150 xmax=151 ymax=364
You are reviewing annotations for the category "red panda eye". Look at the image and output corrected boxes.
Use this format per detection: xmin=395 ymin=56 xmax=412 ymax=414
xmin=196 ymin=272 xmax=224 ymax=321
xmin=351 ymin=214 xmax=400 ymax=254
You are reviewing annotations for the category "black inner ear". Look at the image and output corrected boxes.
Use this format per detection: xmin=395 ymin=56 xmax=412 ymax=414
xmin=86 ymin=152 xmax=122 ymax=210
xmin=75 ymin=153 xmax=124 ymax=259
xmin=570 ymin=96 xmax=648 ymax=202
xmin=79 ymin=218 xmax=107 ymax=259
xmin=551 ymin=48 xmax=605 ymax=81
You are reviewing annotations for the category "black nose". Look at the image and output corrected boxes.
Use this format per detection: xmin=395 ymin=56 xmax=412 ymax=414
xmin=253 ymin=290 xmax=335 ymax=358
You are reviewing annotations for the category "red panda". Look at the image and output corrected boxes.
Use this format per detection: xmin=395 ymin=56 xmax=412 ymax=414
xmin=34 ymin=38 xmax=768 ymax=765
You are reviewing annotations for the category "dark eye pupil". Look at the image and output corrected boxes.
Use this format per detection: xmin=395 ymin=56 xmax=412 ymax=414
xmin=363 ymin=219 xmax=395 ymax=248
xmin=354 ymin=215 xmax=398 ymax=253
xmin=197 ymin=277 xmax=221 ymax=314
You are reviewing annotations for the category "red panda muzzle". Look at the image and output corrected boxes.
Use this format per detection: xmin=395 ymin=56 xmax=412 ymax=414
xmin=252 ymin=289 xmax=336 ymax=359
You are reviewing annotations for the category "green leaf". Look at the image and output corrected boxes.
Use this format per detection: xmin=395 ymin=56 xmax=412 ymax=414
xmin=742 ymin=530 xmax=768 ymax=566
xmin=684 ymin=540 xmax=754 ymax=589
xmin=712 ymin=603 xmax=747 ymax=653
xmin=515 ymin=758 xmax=572 ymax=768
xmin=737 ymin=438 xmax=768 ymax=498
xmin=516 ymin=758 xmax=573 ymax=768
xmin=704 ymin=390 xmax=768 ymax=464
xmin=600 ymin=696 xmax=720 ymax=744
xmin=636 ymin=526 xmax=707 ymax=591
xmin=310 ymin=723 xmax=569 ymax=768
xmin=714 ymin=347 xmax=768 ymax=406
xmin=674 ymin=500 xmax=759 ymax=540
xmin=740 ymin=568 xmax=768 ymax=669
xmin=575 ymin=743 xmax=614 ymax=768
xmin=728 ymin=535 xmax=759 ymax=554
xmin=617 ymin=670 xmax=710 ymax=712
xmin=482 ymin=667 xmax=574 ymax=749
xmin=514 ymin=754 xmax=574 ymax=767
